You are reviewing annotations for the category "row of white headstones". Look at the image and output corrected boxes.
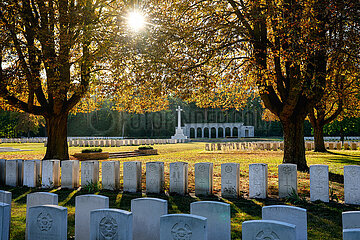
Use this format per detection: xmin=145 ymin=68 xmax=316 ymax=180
xmin=205 ymin=141 xmax=360 ymax=151
xmin=0 ymin=138 xmax=186 ymax=145
xmin=1 ymin=159 xmax=360 ymax=205
xmin=0 ymin=191 xmax=358 ymax=240
xmin=67 ymin=138 xmax=183 ymax=147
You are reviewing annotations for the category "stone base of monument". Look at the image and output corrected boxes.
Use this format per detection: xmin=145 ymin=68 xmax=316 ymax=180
xmin=171 ymin=128 xmax=188 ymax=140
xmin=72 ymin=152 xmax=109 ymax=160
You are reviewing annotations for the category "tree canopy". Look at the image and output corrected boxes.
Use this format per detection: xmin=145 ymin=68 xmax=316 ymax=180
xmin=122 ymin=0 xmax=359 ymax=170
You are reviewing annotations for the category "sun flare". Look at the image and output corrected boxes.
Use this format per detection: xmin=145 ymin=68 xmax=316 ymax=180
xmin=127 ymin=11 xmax=145 ymax=32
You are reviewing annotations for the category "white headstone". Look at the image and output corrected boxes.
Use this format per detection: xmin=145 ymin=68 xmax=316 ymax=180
xmin=27 ymin=205 xmax=67 ymax=240
xmin=101 ymin=161 xmax=120 ymax=190
xmin=169 ymin=162 xmax=188 ymax=195
xmin=190 ymin=201 xmax=230 ymax=240
xmin=5 ymin=160 xmax=18 ymax=187
xmin=131 ymin=198 xmax=167 ymax=240
xmin=195 ymin=162 xmax=213 ymax=196
xmin=0 ymin=190 xmax=11 ymax=236
xmin=15 ymin=159 xmax=24 ymax=186
xmin=42 ymin=160 xmax=60 ymax=188
xmin=344 ymin=165 xmax=360 ymax=205
xmin=23 ymin=160 xmax=38 ymax=187
xmin=160 ymin=214 xmax=207 ymax=240
xmin=90 ymin=209 xmax=132 ymax=240
xmin=262 ymin=205 xmax=307 ymax=240
xmin=343 ymin=211 xmax=360 ymax=229
xmin=75 ymin=194 xmax=109 ymax=240
xmin=26 ymin=192 xmax=59 ymax=239
xmin=278 ymin=164 xmax=297 ymax=198
xmin=81 ymin=160 xmax=99 ymax=187
xmin=221 ymin=163 xmax=240 ymax=198
xmin=249 ymin=163 xmax=268 ymax=199
xmin=242 ymin=220 xmax=296 ymax=240
xmin=343 ymin=229 xmax=360 ymax=240
xmin=0 ymin=202 xmax=11 ymax=240
xmin=146 ymin=162 xmax=164 ymax=194
xmin=123 ymin=161 xmax=142 ymax=193
xmin=0 ymin=159 xmax=6 ymax=185
xmin=310 ymin=165 xmax=329 ymax=202
xmin=61 ymin=160 xmax=80 ymax=189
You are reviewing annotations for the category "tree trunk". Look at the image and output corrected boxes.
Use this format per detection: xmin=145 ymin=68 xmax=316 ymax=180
xmin=282 ymin=116 xmax=309 ymax=171
xmin=44 ymin=113 xmax=69 ymax=160
xmin=313 ymin=124 xmax=327 ymax=152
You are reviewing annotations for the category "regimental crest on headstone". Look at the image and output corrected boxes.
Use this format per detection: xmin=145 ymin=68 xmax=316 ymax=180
xmin=37 ymin=212 xmax=53 ymax=232
xmin=171 ymin=221 xmax=192 ymax=240
xmin=99 ymin=215 xmax=118 ymax=239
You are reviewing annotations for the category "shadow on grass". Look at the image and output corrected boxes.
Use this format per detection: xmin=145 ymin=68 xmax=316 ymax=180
xmin=327 ymin=151 xmax=360 ymax=158
xmin=4 ymin=186 xmax=360 ymax=240
xmin=329 ymin=172 xmax=344 ymax=184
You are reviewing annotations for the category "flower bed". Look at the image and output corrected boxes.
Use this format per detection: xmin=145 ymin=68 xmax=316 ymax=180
xmin=73 ymin=152 xmax=109 ymax=160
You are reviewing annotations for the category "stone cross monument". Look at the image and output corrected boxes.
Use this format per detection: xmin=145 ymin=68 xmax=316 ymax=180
xmin=176 ymin=106 xmax=183 ymax=129
xmin=171 ymin=106 xmax=188 ymax=140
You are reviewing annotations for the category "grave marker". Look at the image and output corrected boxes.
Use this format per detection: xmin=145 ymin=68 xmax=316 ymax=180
xmin=190 ymin=201 xmax=230 ymax=240
xmin=310 ymin=165 xmax=329 ymax=202
xmin=344 ymin=165 xmax=360 ymax=205
xmin=169 ymin=162 xmax=188 ymax=195
xmin=249 ymin=163 xmax=268 ymax=199
xmin=160 ymin=214 xmax=207 ymax=240
xmin=81 ymin=161 xmax=99 ymax=187
xmin=123 ymin=161 xmax=142 ymax=193
xmin=75 ymin=194 xmax=109 ymax=240
xmin=90 ymin=209 xmax=132 ymax=240
xmin=221 ymin=163 xmax=240 ymax=198
xmin=195 ymin=162 xmax=213 ymax=196
xmin=146 ymin=162 xmax=164 ymax=194
xmin=5 ymin=160 xmax=18 ymax=187
xmin=42 ymin=160 xmax=60 ymax=188
xmin=278 ymin=164 xmax=297 ymax=198
xmin=61 ymin=160 xmax=80 ymax=189
xmin=242 ymin=220 xmax=296 ymax=240
xmin=102 ymin=161 xmax=120 ymax=190
xmin=262 ymin=205 xmax=307 ymax=240
xmin=27 ymin=205 xmax=67 ymax=240
xmin=131 ymin=198 xmax=167 ymax=240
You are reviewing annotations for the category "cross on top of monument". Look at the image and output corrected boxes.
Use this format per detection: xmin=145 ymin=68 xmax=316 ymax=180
xmin=176 ymin=106 xmax=183 ymax=112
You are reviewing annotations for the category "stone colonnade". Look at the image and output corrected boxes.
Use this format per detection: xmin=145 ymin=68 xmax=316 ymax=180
xmin=183 ymin=123 xmax=254 ymax=139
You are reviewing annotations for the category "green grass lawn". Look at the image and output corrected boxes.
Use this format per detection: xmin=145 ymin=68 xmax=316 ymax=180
xmin=1 ymin=142 xmax=360 ymax=239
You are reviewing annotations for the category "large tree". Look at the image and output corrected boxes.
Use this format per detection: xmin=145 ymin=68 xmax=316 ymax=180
xmin=129 ymin=0 xmax=359 ymax=170
xmin=309 ymin=57 xmax=360 ymax=152
xmin=0 ymin=0 xmax=119 ymax=159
